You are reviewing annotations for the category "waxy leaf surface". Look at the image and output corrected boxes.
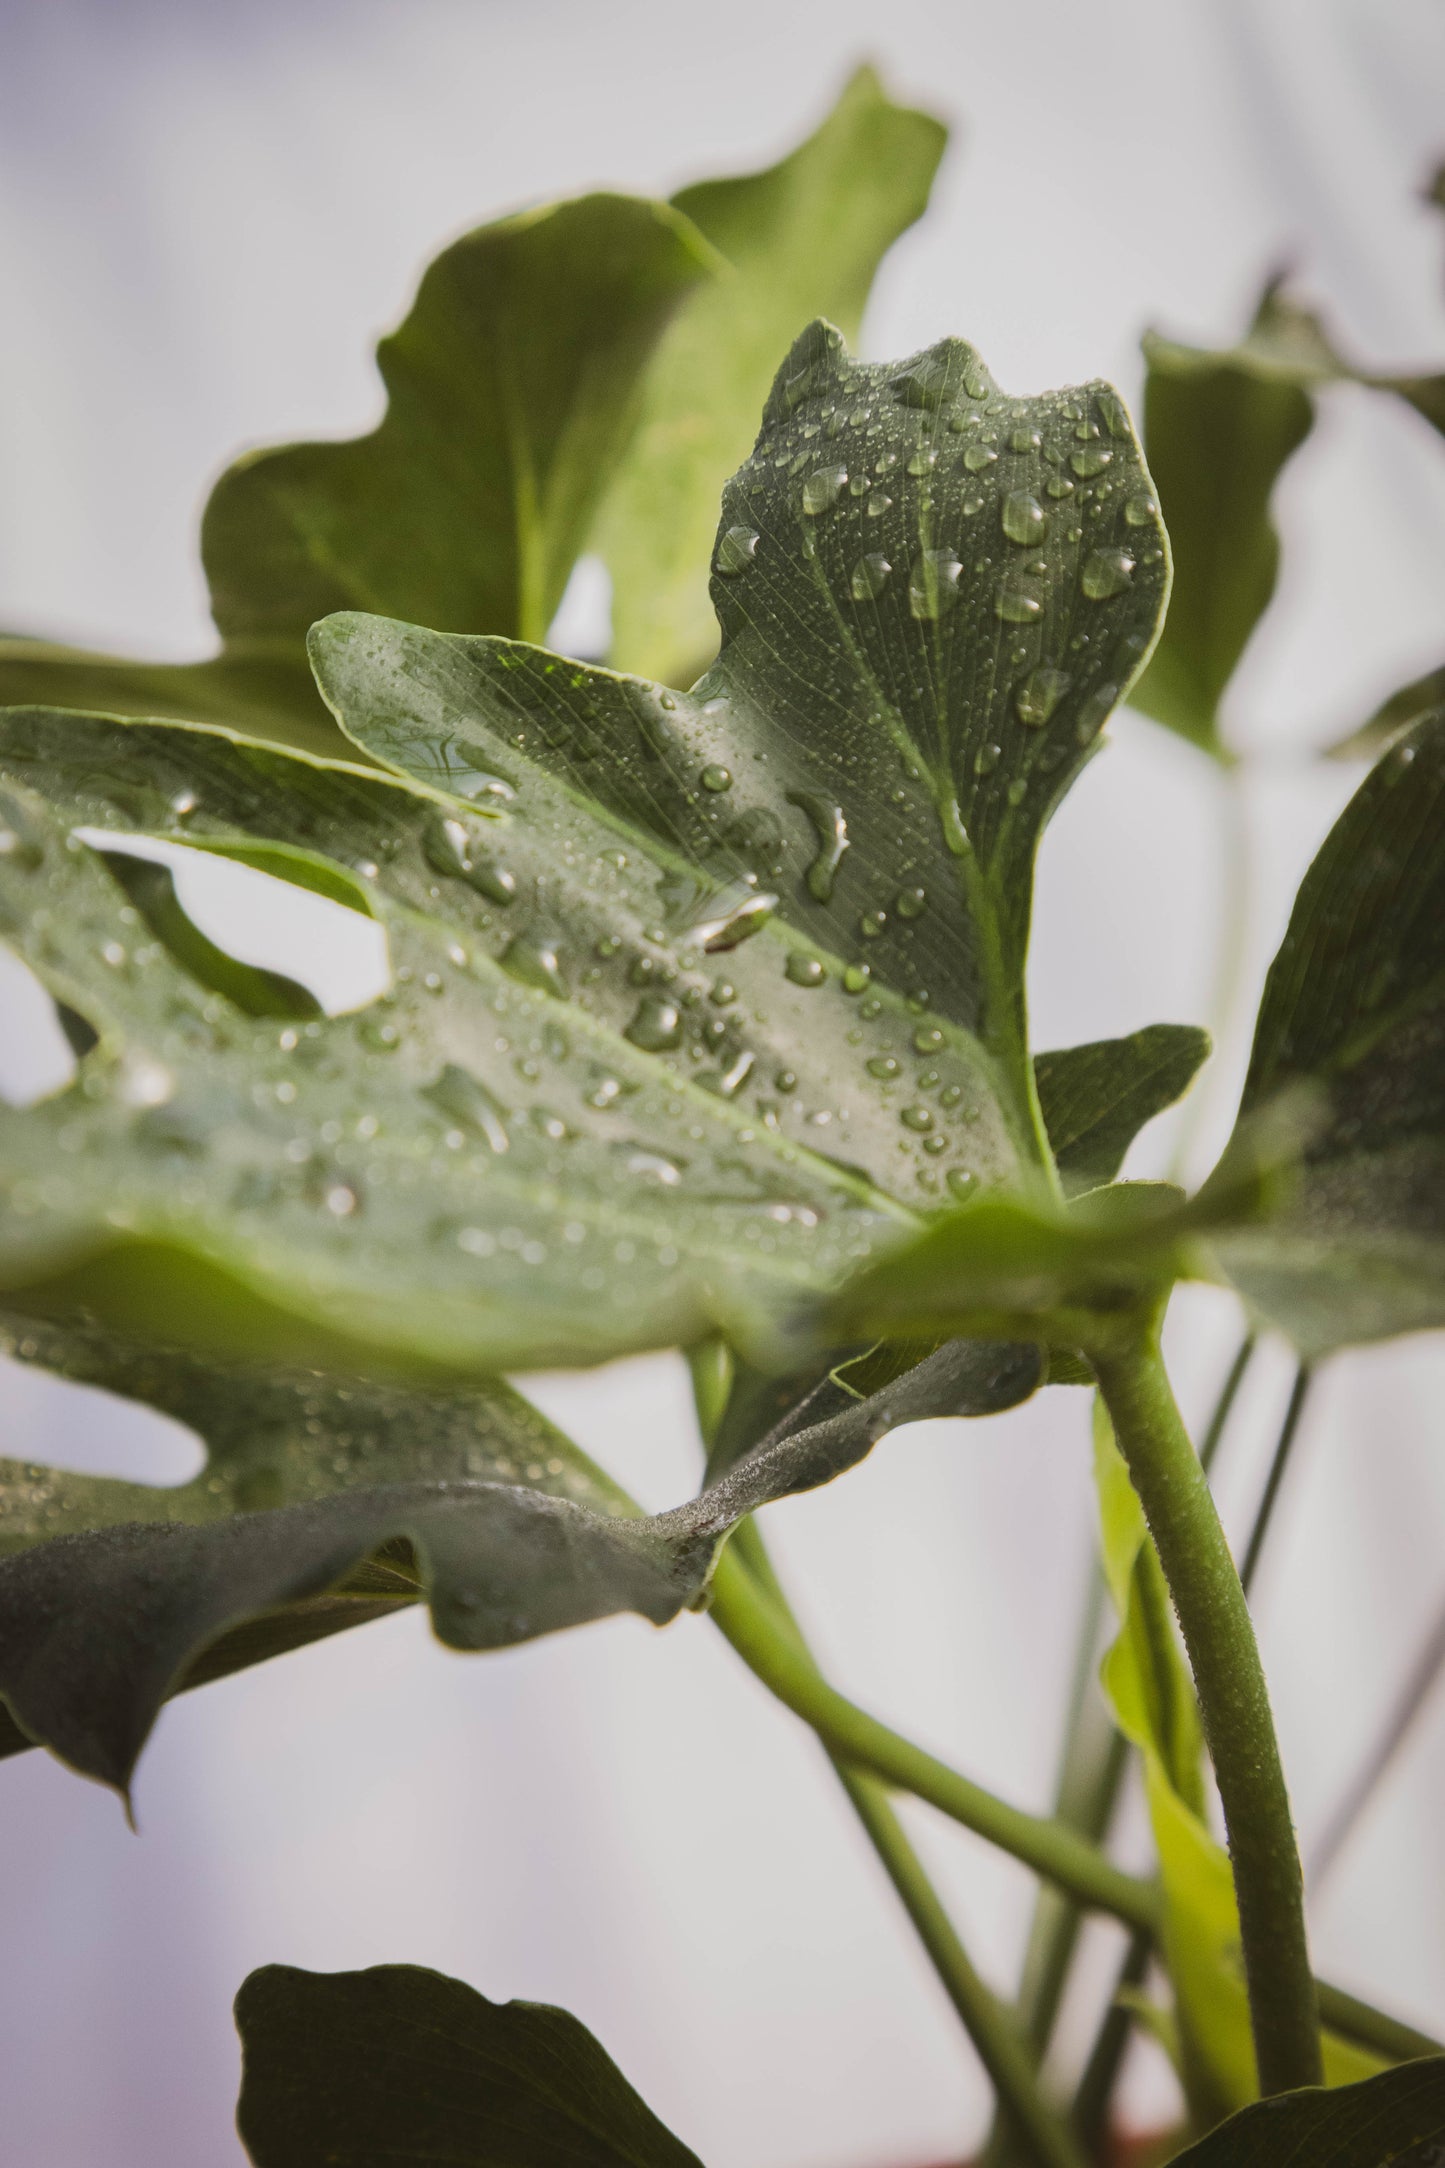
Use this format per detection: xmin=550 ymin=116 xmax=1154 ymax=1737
xmin=1167 ymin=2056 xmax=1445 ymax=2166
xmin=236 ymin=1964 xmax=703 ymax=2167
xmin=1213 ymin=713 xmax=1445 ymax=1353
xmin=1033 ymin=1023 xmax=1209 ymax=1196
xmin=0 ymin=323 xmax=1168 ymax=1376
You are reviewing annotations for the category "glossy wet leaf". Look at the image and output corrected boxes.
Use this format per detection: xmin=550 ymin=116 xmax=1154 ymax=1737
xmin=1166 ymin=2056 xmax=1445 ymax=2166
xmin=0 ymin=197 xmax=718 ymax=755
xmin=235 ymin=1964 xmax=703 ymax=2168
xmin=0 ymin=323 xmax=1168 ymax=1376
xmin=1326 ymin=657 xmax=1445 ymax=761
xmin=1211 ymin=713 xmax=1445 ymax=1354
xmin=0 ymin=1301 xmax=1019 ymax=1793
xmin=594 ymin=66 xmax=946 ymax=683
xmin=1034 ymin=1023 xmax=1210 ymax=1196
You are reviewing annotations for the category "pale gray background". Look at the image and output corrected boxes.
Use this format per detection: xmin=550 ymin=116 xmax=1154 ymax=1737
xmin=1 ymin=1 xmax=1445 ymax=2161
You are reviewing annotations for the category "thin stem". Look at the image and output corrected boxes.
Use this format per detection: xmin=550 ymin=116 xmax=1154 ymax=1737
xmin=1089 ymin=1320 xmax=1322 ymax=2095
xmin=1240 ymin=1363 xmax=1313 ymax=1598
xmin=1199 ymin=1331 xmax=1258 ymax=1476
xmin=1315 ymin=1978 xmax=1443 ymax=2065
xmin=1170 ymin=760 xmax=1253 ymax=1185
xmin=840 ymin=1766 xmax=1087 ymax=2168
xmin=1311 ymin=1586 xmax=1445 ymax=1887
xmin=1070 ymin=1926 xmax=1152 ymax=2151
xmin=707 ymin=1546 xmax=1159 ymax=1936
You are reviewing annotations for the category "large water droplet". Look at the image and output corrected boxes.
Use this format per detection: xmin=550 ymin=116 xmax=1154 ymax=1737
xmin=685 ymin=874 xmax=778 ymax=952
xmin=617 ymin=1146 xmax=682 ymax=1186
xmin=906 ymin=447 xmax=938 ymax=477
xmin=425 ymin=1064 xmax=510 ymax=1153
xmin=1075 ymin=682 xmax=1120 ymax=743
xmin=787 ymin=791 xmax=850 ymax=902
xmin=1070 ymin=446 xmax=1113 ymax=478
xmin=700 ymin=764 xmax=733 ymax=793
xmin=1008 ymin=427 xmax=1041 ymax=453
xmin=1081 ymin=550 xmax=1135 ymax=601
xmin=785 ymin=954 xmax=826 ymax=987
xmin=1097 ymin=389 xmax=1132 ymax=439
xmin=715 ymin=526 xmax=759 ymax=575
xmin=1124 ymin=491 xmax=1158 ymax=528
xmin=424 ymin=812 xmax=516 ymax=905
xmin=973 ymin=742 xmax=1001 ymax=776
xmin=995 ymin=580 xmax=1043 ymax=623
xmin=900 ymin=1104 xmax=934 ymax=1132
xmin=625 ymin=995 xmax=683 ymax=1052
xmin=867 ymin=490 xmax=892 ymax=518
xmin=963 ymin=444 xmax=998 ymax=473
xmin=502 ymin=930 xmax=568 ymax=998
xmin=895 ymin=886 xmax=927 ymax=919
xmin=946 ymin=1168 xmax=977 ymax=1202
xmin=867 ymin=1055 xmax=900 ymax=1079
xmin=892 ymin=356 xmax=953 ymax=410
xmin=1014 ymin=668 xmax=1072 ymax=727
xmin=909 ymin=551 xmax=963 ymax=621
xmin=1002 ymin=491 xmax=1047 ymax=546
xmin=850 ymin=554 xmax=892 ymax=601
xmin=803 ymin=466 xmax=847 ymax=515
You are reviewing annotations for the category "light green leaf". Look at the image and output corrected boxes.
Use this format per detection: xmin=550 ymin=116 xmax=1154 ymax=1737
xmin=235 ymin=1963 xmax=704 ymax=2167
xmin=1165 ymin=2056 xmax=1445 ymax=2166
xmin=1211 ymin=713 xmax=1445 ymax=1354
xmin=0 ymin=196 xmax=719 ymax=754
xmin=0 ymin=324 xmax=1168 ymax=1376
xmin=1034 ymin=1023 xmax=1210 ymax=1195
xmin=593 ymin=66 xmax=947 ymax=683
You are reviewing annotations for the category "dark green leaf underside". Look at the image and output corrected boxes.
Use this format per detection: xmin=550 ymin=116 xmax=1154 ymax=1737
xmin=1034 ymin=1023 xmax=1210 ymax=1194
xmin=236 ymin=1964 xmax=703 ymax=2168
xmin=1167 ymin=2055 xmax=1445 ymax=2165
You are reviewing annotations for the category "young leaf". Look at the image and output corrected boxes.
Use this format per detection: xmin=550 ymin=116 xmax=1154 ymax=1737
xmin=0 ymin=323 xmax=1169 ymax=1376
xmin=0 ymin=197 xmax=719 ymax=753
xmin=235 ymin=1963 xmax=703 ymax=2167
xmin=1164 ymin=2056 xmax=1445 ymax=2166
xmin=593 ymin=66 xmax=947 ymax=683
xmin=1210 ymin=713 xmax=1445 ymax=1353
xmin=1034 ymin=1023 xmax=1210 ymax=1195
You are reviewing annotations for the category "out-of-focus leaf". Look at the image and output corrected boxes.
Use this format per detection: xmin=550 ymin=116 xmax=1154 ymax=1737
xmin=1034 ymin=1023 xmax=1210 ymax=1195
xmin=0 ymin=324 xmax=1168 ymax=1376
xmin=1166 ymin=2057 xmax=1445 ymax=2166
xmin=1325 ymin=658 xmax=1445 ymax=761
xmin=593 ymin=66 xmax=947 ymax=683
xmin=235 ymin=1963 xmax=703 ymax=2168
xmin=0 ymin=197 xmax=718 ymax=753
xmin=0 ymin=1301 xmax=1019 ymax=1795
xmin=1131 ymin=284 xmax=1317 ymax=760
xmin=1211 ymin=713 xmax=1445 ymax=1354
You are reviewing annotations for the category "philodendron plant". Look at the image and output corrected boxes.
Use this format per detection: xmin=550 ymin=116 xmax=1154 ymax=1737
xmin=3 ymin=69 xmax=1445 ymax=2168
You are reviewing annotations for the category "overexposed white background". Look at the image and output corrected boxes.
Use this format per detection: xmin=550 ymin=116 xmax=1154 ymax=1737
xmin=2 ymin=1 xmax=1445 ymax=2161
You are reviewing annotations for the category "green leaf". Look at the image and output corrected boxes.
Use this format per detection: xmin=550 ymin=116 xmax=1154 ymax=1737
xmin=1210 ymin=713 xmax=1445 ymax=1354
xmin=235 ymin=1963 xmax=703 ymax=2167
xmin=1325 ymin=657 xmax=1445 ymax=761
xmin=1034 ymin=1023 xmax=1210 ymax=1195
xmin=0 ymin=322 xmax=1169 ymax=1376
xmin=593 ymin=66 xmax=947 ymax=683
xmin=1130 ymin=283 xmax=1317 ymax=759
xmin=0 ymin=1303 xmax=1033 ymax=1794
xmin=1165 ymin=2056 xmax=1445 ymax=2166
xmin=0 ymin=196 xmax=719 ymax=753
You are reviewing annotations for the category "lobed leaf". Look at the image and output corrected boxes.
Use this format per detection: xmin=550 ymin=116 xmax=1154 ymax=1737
xmin=1165 ymin=2056 xmax=1445 ymax=2166
xmin=235 ymin=1963 xmax=703 ymax=2167
xmin=1033 ymin=1023 xmax=1209 ymax=1196
xmin=1211 ymin=713 xmax=1445 ymax=1354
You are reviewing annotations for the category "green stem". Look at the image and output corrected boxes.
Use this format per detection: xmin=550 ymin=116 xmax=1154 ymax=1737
xmin=1199 ymin=1331 xmax=1258 ymax=1476
xmin=1240 ymin=1363 xmax=1312 ymax=1598
xmin=1089 ymin=1321 xmax=1322 ymax=2095
xmin=1311 ymin=1586 xmax=1445 ymax=1887
xmin=840 ymin=1766 xmax=1087 ymax=2168
xmin=707 ymin=1545 xmax=1158 ymax=1935
xmin=1070 ymin=1925 xmax=1152 ymax=2151
xmin=1316 ymin=1978 xmax=1443 ymax=2066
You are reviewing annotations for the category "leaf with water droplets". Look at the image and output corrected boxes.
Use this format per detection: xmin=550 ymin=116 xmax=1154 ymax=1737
xmin=0 ymin=199 xmax=719 ymax=754
xmin=1207 ymin=712 xmax=1445 ymax=1354
xmin=235 ymin=1963 xmax=703 ymax=2168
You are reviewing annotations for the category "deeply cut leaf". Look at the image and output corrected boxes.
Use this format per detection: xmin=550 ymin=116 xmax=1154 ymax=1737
xmin=1034 ymin=1023 xmax=1209 ymax=1196
xmin=594 ymin=65 xmax=946 ymax=683
xmin=0 ymin=323 xmax=1168 ymax=1376
xmin=0 ymin=197 xmax=718 ymax=754
xmin=0 ymin=1308 xmax=1035 ymax=1794
xmin=1165 ymin=2056 xmax=1445 ymax=2166
xmin=1211 ymin=712 xmax=1445 ymax=1354
xmin=235 ymin=1963 xmax=703 ymax=2167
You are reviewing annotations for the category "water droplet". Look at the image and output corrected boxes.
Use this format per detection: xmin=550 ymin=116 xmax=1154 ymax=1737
xmin=714 ymin=526 xmax=759 ymax=575
xmin=803 ymin=466 xmax=847 ymax=515
xmin=909 ymin=551 xmax=963 ymax=621
xmin=1097 ymin=389 xmax=1132 ymax=439
xmin=963 ymin=444 xmax=998 ymax=472
xmin=867 ymin=1055 xmax=900 ymax=1079
xmin=1081 ymin=550 xmax=1135 ymax=601
xmin=785 ymin=954 xmax=826 ymax=987
xmin=973 ymin=742 xmax=1002 ymax=776
xmin=946 ymin=1169 xmax=977 ymax=1202
xmin=995 ymin=580 xmax=1043 ymax=623
xmin=705 ymin=1049 xmax=755 ymax=1099
xmin=895 ymin=886 xmax=927 ymax=919
xmin=1045 ymin=475 xmax=1075 ymax=500
xmin=774 ymin=1069 xmax=798 ymax=1093
xmin=1006 ymin=778 xmax=1027 ymax=807
xmin=866 ymin=489 xmax=893 ymax=518
xmin=425 ymin=1065 xmax=510 ymax=1153
xmin=913 ymin=1026 xmax=945 ymax=1054
xmin=850 ymin=553 xmax=892 ymax=601
xmin=502 ymin=931 xmax=568 ymax=998
xmin=1015 ymin=668 xmax=1072 ymax=727
xmin=625 ymin=994 xmax=683 ymax=1052
xmin=118 ymin=1057 xmax=175 ymax=1109
xmin=1124 ymin=491 xmax=1158 ymax=528
xmin=1075 ymin=682 xmax=1120 ymax=743
xmin=360 ymin=1017 xmax=401 ymax=1051
xmin=700 ymin=764 xmax=733 ymax=793
xmin=1008 ymin=427 xmax=1042 ymax=453
xmin=1070 ymin=446 xmax=1113 ymax=478
xmin=901 ymin=1105 xmax=934 ymax=1132
xmin=859 ymin=909 xmax=887 ymax=940
xmin=620 ymin=1147 xmax=682 ymax=1186
xmin=424 ymin=811 xmax=516 ymax=905
xmin=710 ymin=978 xmax=737 ymax=1005
xmin=892 ymin=356 xmax=953 ymax=410
xmin=843 ymin=963 xmax=871 ymax=994
xmin=324 ymin=1184 xmax=359 ymax=1218
xmin=906 ymin=446 xmax=938 ymax=476
xmin=1002 ymin=491 xmax=1047 ymax=546
xmin=787 ymin=790 xmax=850 ymax=902
xmin=168 ymin=789 xmax=198 ymax=820
xmin=685 ymin=875 xmax=778 ymax=952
